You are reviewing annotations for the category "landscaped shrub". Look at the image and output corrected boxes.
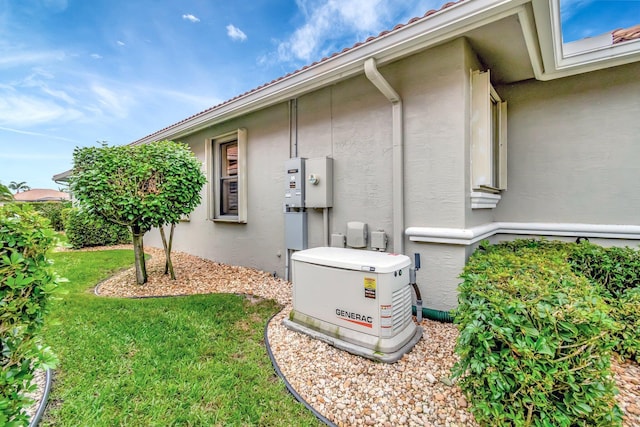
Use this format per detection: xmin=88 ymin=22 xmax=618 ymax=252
xmin=610 ymin=288 xmax=640 ymax=362
xmin=1 ymin=204 xmax=60 ymax=426
xmin=568 ymin=242 xmax=640 ymax=362
xmin=453 ymin=239 xmax=622 ymax=427
xmin=63 ymin=207 xmax=130 ymax=249
xmin=27 ymin=201 xmax=71 ymax=232
xmin=569 ymin=243 xmax=640 ymax=297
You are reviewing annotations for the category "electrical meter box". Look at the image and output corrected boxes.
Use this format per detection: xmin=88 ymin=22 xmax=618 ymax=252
xmin=284 ymin=158 xmax=305 ymax=208
xmin=305 ymin=157 xmax=333 ymax=208
xmin=283 ymin=247 xmax=422 ymax=363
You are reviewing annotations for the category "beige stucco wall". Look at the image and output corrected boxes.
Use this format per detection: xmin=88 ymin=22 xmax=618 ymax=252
xmin=147 ymin=103 xmax=291 ymax=273
xmin=144 ymin=39 xmax=639 ymax=312
xmin=145 ymin=39 xmax=472 ymax=311
xmin=495 ymin=61 xmax=640 ymax=225
xmin=296 ymin=39 xmax=472 ymax=311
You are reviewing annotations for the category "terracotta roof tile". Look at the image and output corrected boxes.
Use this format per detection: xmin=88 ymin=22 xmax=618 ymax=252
xmin=131 ymin=0 xmax=464 ymax=145
xmin=612 ymin=24 xmax=640 ymax=44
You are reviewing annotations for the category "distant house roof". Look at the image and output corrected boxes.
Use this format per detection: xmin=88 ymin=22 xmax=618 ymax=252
xmin=613 ymin=24 xmax=640 ymax=44
xmin=13 ymin=189 xmax=70 ymax=202
xmin=52 ymin=169 xmax=72 ymax=183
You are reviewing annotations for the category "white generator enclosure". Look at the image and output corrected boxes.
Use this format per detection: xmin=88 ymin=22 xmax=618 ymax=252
xmin=283 ymin=247 xmax=423 ymax=363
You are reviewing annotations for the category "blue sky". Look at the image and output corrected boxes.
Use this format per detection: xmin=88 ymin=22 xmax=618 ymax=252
xmin=1 ymin=0 xmax=638 ymax=190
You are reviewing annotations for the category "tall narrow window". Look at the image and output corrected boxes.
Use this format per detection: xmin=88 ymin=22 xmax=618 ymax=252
xmin=471 ymin=70 xmax=507 ymax=209
xmin=220 ymin=141 xmax=238 ymax=216
xmin=211 ymin=128 xmax=247 ymax=222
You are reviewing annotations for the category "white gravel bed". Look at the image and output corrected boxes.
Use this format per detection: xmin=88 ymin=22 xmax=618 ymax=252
xmin=26 ymin=246 xmax=640 ymax=427
xmin=269 ymin=310 xmax=475 ymax=427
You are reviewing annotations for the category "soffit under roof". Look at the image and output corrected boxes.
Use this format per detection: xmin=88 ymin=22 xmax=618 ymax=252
xmin=465 ymin=15 xmax=536 ymax=84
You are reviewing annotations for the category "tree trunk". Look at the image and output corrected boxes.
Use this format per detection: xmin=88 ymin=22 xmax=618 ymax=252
xmin=159 ymin=224 xmax=176 ymax=280
xmin=132 ymin=225 xmax=147 ymax=285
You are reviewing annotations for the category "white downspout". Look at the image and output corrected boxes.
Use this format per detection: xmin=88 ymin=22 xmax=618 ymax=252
xmin=364 ymin=58 xmax=404 ymax=254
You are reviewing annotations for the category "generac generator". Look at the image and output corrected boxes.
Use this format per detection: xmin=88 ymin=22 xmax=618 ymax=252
xmin=283 ymin=247 xmax=422 ymax=363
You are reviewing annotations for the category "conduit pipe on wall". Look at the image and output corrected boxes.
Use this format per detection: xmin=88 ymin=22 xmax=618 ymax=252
xmin=323 ymin=207 xmax=330 ymax=247
xmin=364 ymin=58 xmax=404 ymax=255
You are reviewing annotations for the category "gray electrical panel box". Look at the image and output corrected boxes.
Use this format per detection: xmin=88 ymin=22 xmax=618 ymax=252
xmin=285 ymin=211 xmax=308 ymax=250
xmin=305 ymin=157 xmax=333 ymax=208
xmin=284 ymin=158 xmax=305 ymax=208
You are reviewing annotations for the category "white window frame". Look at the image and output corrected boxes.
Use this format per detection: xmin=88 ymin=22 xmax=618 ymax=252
xmin=209 ymin=128 xmax=247 ymax=223
xmin=470 ymin=70 xmax=507 ymax=209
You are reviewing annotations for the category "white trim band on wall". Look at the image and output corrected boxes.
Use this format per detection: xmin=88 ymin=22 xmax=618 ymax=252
xmin=406 ymin=222 xmax=640 ymax=245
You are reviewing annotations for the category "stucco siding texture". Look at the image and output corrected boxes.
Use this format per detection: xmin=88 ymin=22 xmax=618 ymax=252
xmin=145 ymin=39 xmax=474 ymax=293
xmin=495 ymin=61 xmax=640 ymax=225
xmin=400 ymin=40 xmax=468 ymax=230
xmin=305 ymin=76 xmax=395 ymax=248
xmin=146 ymin=103 xmax=291 ymax=274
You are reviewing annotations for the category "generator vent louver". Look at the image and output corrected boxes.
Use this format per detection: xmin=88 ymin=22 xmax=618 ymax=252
xmin=284 ymin=247 xmax=422 ymax=363
xmin=392 ymin=285 xmax=412 ymax=331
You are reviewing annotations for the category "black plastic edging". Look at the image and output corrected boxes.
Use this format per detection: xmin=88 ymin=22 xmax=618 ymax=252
xmin=29 ymin=368 xmax=52 ymax=427
xmin=264 ymin=313 xmax=337 ymax=427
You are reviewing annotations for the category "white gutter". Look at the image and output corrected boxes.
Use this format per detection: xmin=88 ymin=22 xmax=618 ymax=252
xmin=406 ymin=222 xmax=640 ymax=245
xmin=364 ymin=58 xmax=404 ymax=255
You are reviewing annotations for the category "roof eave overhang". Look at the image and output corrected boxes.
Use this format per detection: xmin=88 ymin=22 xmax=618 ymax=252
xmin=131 ymin=0 xmax=640 ymax=145
xmin=531 ymin=0 xmax=640 ymax=81
xmin=131 ymin=0 xmax=539 ymax=145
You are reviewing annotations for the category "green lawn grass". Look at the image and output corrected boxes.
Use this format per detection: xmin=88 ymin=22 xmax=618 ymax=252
xmin=42 ymin=250 xmax=320 ymax=426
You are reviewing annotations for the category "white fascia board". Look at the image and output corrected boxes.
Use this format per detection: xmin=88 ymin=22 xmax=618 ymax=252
xmin=531 ymin=0 xmax=640 ymax=81
xmin=132 ymin=0 xmax=533 ymax=145
xmin=406 ymin=222 xmax=640 ymax=245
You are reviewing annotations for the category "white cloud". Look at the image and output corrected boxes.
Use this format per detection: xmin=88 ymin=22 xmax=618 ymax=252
xmin=0 ymin=95 xmax=82 ymax=126
xmin=276 ymin=0 xmax=391 ymax=62
xmin=226 ymin=24 xmax=247 ymax=42
xmin=559 ymin=0 xmax=597 ymax=24
xmin=274 ymin=0 xmax=448 ymax=63
xmin=90 ymin=53 xmax=103 ymax=59
xmin=91 ymin=84 xmax=132 ymax=119
xmin=42 ymin=0 xmax=69 ymax=13
xmin=20 ymin=69 xmax=77 ymax=105
xmin=0 ymin=126 xmax=81 ymax=143
xmin=182 ymin=14 xmax=200 ymax=23
xmin=40 ymin=86 xmax=76 ymax=105
xmin=0 ymin=152 xmax=73 ymax=160
xmin=0 ymin=50 xmax=66 ymax=68
xmin=117 ymin=40 xmax=125 ymax=46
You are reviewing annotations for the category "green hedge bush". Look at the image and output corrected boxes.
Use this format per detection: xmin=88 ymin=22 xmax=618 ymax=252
xmin=1 ymin=204 xmax=60 ymax=426
xmin=62 ymin=207 xmax=130 ymax=249
xmin=569 ymin=243 xmax=640 ymax=297
xmin=611 ymin=288 xmax=640 ymax=362
xmin=453 ymin=239 xmax=622 ymax=427
xmin=568 ymin=243 xmax=640 ymax=362
xmin=27 ymin=201 xmax=71 ymax=232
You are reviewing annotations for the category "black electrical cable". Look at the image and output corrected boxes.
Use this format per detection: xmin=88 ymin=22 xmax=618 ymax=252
xmin=264 ymin=313 xmax=337 ymax=427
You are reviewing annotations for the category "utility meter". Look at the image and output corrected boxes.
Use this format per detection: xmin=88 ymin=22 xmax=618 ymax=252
xmin=284 ymin=157 xmax=305 ymax=208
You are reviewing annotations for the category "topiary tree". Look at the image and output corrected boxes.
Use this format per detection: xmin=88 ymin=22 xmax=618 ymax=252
xmin=70 ymin=141 xmax=206 ymax=284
